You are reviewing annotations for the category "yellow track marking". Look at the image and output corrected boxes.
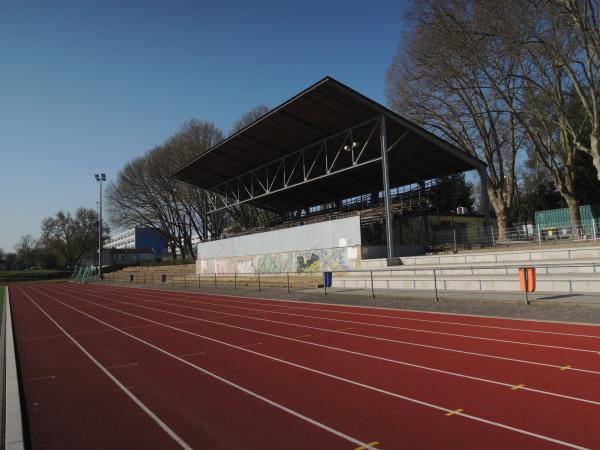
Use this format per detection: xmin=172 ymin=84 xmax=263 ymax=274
xmin=560 ymin=365 xmax=572 ymax=371
xmin=239 ymin=342 xmax=263 ymax=348
xmin=292 ymin=334 xmax=312 ymax=339
xmin=445 ymin=408 xmax=464 ymax=417
xmin=337 ymin=327 xmax=354 ymax=332
xmin=355 ymin=441 xmax=379 ymax=450
xmin=511 ymin=384 xmax=525 ymax=391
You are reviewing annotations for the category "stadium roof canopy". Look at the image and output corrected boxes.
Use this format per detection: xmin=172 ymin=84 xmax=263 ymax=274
xmin=172 ymin=76 xmax=486 ymax=213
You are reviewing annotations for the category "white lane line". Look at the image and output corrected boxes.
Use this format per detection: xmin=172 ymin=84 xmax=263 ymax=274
xmin=180 ymin=294 xmax=600 ymax=340
xmin=159 ymin=293 xmax=600 ymax=341
xmin=76 ymin=286 xmax=600 ymax=354
xmin=28 ymin=287 xmax=376 ymax=450
xmin=75 ymin=288 xmax=600 ymax=377
xmin=57 ymin=285 xmax=600 ymax=377
xmin=154 ymin=298 xmax=600 ymax=354
xmin=88 ymin=283 xmax=600 ymax=329
xmin=37 ymin=286 xmax=590 ymax=449
xmin=86 ymin=286 xmax=600 ymax=354
xmin=18 ymin=288 xmax=193 ymax=450
xmin=51 ymin=286 xmax=600 ymax=408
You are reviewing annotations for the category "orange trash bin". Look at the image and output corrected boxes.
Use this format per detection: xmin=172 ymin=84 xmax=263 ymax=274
xmin=518 ymin=267 xmax=536 ymax=293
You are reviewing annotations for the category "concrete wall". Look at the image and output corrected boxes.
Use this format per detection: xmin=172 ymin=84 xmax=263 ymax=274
xmin=197 ymin=216 xmax=362 ymax=274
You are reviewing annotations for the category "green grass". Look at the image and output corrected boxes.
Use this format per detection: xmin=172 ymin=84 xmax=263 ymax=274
xmin=0 ymin=286 xmax=5 ymax=315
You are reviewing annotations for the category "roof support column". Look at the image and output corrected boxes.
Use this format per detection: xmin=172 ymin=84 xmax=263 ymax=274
xmin=380 ymin=115 xmax=394 ymax=258
xmin=203 ymin=191 xmax=209 ymax=242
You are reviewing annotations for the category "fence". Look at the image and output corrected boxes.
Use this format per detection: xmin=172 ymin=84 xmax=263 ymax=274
xmin=100 ymin=260 xmax=600 ymax=305
xmin=430 ymin=219 xmax=599 ymax=253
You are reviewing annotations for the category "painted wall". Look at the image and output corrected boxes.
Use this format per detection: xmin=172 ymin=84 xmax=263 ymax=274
xmin=197 ymin=216 xmax=362 ymax=274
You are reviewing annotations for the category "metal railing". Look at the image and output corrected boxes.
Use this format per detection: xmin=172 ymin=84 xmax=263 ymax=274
xmin=100 ymin=260 xmax=600 ymax=306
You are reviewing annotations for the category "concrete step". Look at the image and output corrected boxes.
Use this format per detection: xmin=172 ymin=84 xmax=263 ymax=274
xmin=331 ymin=273 xmax=600 ymax=293
xmin=398 ymin=245 xmax=600 ymax=266
xmin=337 ymin=260 xmax=600 ymax=276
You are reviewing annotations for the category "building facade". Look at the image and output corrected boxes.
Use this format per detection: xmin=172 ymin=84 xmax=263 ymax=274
xmin=104 ymin=227 xmax=166 ymax=255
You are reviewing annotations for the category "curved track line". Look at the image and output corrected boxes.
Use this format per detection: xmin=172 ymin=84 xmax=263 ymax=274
xmin=18 ymin=287 xmax=192 ymax=450
xmin=24 ymin=287 xmax=376 ymax=450
xmin=35 ymin=286 xmax=589 ymax=449
xmin=48 ymin=285 xmax=600 ymax=407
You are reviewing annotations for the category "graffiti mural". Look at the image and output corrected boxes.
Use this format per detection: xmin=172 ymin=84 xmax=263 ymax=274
xmin=198 ymin=245 xmax=361 ymax=274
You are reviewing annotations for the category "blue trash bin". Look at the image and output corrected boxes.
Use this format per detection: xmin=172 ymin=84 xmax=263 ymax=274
xmin=323 ymin=271 xmax=332 ymax=288
xmin=161 ymin=273 xmax=167 ymax=284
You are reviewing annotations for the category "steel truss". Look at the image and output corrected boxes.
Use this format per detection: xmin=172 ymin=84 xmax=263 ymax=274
xmin=207 ymin=116 xmax=406 ymax=213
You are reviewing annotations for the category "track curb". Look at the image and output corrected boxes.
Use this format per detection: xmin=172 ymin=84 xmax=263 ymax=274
xmin=4 ymin=287 xmax=25 ymax=450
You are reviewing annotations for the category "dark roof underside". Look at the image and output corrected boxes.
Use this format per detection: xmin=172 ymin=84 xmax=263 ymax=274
xmin=172 ymin=77 xmax=485 ymax=212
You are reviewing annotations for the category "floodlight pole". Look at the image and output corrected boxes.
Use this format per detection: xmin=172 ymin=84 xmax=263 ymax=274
xmin=380 ymin=115 xmax=394 ymax=259
xmin=95 ymin=174 xmax=106 ymax=280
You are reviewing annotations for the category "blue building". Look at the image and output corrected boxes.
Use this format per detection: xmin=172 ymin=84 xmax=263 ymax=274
xmin=104 ymin=227 xmax=166 ymax=256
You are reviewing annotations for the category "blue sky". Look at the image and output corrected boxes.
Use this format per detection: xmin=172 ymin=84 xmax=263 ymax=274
xmin=0 ymin=0 xmax=407 ymax=251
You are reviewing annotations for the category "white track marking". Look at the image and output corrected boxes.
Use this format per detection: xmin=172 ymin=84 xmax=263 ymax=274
xmin=94 ymin=282 xmax=600 ymax=328
xmin=18 ymin=288 xmax=192 ymax=450
xmin=25 ymin=287 xmax=376 ymax=450
xmin=60 ymin=286 xmax=600 ymax=376
xmin=195 ymin=296 xmax=600 ymax=339
xmin=162 ymin=292 xmax=600 ymax=339
xmin=57 ymin=285 xmax=600 ymax=376
xmin=36 ymin=286 xmax=590 ymax=449
xmin=76 ymin=285 xmax=600 ymax=355
xmin=49 ymin=285 xmax=600 ymax=407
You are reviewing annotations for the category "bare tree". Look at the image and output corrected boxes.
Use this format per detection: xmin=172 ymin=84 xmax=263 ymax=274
xmin=483 ymin=0 xmax=590 ymax=229
xmin=546 ymin=0 xmax=600 ymax=179
xmin=230 ymin=105 xmax=270 ymax=135
xmin=107 ymin=120 xmax=225 ymax=259
xmin=14 ymin=234 xmax=37 ymax=268
xmin=386 ymin=0 xmax=525 ymax=238
xmin=40 ymin=209 xmax=105 ymax=269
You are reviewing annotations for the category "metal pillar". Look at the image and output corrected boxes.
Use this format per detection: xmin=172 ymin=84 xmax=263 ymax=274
xmin=202 ymin=191 xmax=209 ymax=240
xmin=94 ymin=173 xmax=106 ymax=280
xmin=380 ymin=115 xmax=394 ymax=259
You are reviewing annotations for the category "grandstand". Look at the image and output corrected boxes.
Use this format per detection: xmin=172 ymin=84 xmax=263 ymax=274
xmin=173 ymin=76 xmax=489 ymax=275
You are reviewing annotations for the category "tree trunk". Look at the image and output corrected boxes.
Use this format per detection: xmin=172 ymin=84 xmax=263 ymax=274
xmin=564 ymin=195 xmax=582 ymax=239
xmin=590 ymin=134 xmax=600 ymax=181
xmin=489 ymin=189 xmax=511 ymax=242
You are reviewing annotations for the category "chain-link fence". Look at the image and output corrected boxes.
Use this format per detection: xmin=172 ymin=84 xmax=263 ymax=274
xmin=430 ymin=219 xmax=599 ymax=253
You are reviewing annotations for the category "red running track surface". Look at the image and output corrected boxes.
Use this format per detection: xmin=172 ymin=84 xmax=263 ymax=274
xmin=8 ymin=282 xmax=600 ymax=449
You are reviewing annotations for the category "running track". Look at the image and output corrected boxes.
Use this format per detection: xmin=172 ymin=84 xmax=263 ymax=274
xmin=8 ymin=283 xmax=600 ymax=449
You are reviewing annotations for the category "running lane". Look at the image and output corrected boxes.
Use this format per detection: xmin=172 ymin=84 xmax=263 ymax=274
xmin=12 ymin=285 xmax=375 ymax=450
xmin=68 ymin=284 xmax=600 ymax=404
xmin=9 ymin=286 xmax=182 ymax=450
xmin=37 ymin=283 xmax=598 ymax=449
